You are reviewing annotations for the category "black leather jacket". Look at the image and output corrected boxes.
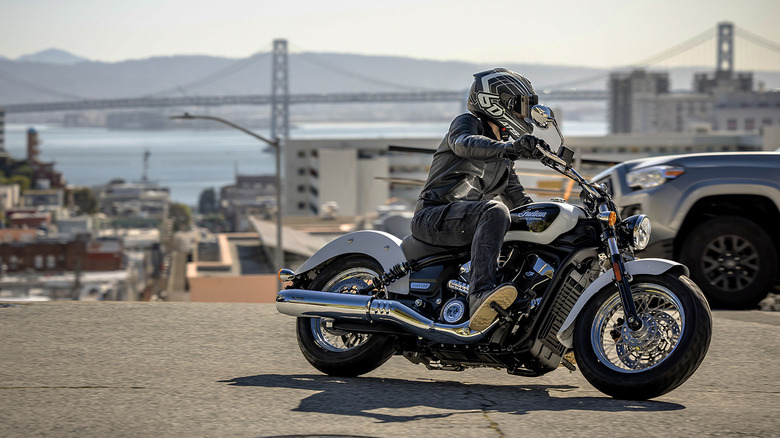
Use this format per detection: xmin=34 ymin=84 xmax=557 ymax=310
xmin=416 ymin=113 xmax=532 ymax=212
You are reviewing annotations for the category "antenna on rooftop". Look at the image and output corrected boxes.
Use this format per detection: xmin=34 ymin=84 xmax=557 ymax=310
xmin=142 ymin=149 xmax=150 ymax=182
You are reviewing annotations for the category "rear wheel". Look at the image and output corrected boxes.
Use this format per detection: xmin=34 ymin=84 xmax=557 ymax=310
xmin=574 ymin=273 xmax=712 ymax=400
xmin=680 ymin=216 xmax=777 ymax=309
xmin=296 ymin=256 xmax=395 ymax=377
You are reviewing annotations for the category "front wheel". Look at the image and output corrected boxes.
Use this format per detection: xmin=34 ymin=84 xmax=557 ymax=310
xmin=296 ymin=255 xmax=395 ymax=377
xmin=573 ymin=273 xmax=712 ymax=400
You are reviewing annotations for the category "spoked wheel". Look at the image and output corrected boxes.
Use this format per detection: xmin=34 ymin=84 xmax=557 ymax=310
xmin=574 ymin=273 xmax=712 ymax=400
xmin=296 ymin=256 xmax=395 ymax=377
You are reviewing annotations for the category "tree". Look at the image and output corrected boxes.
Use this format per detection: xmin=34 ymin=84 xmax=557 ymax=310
xmin=198 ymin=187 xmax=218 ymax=214
xmin=169 ymin=203 xmax=192 ymax=232
xmin=4 ymin=175 xmax=31 ymax=191
xmin=71 ymin=187 xmax=98 ymax=215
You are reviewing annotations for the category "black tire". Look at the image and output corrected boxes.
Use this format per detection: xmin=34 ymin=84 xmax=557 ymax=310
xmin=573 ymin=273 xmax=712 ymax=400
xmin=296 ymin=255 xmax=395 ymax=377
xmin=680 ymin=216 xmax=777 ymax=309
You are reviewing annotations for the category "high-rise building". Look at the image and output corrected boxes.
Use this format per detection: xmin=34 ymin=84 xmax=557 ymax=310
xmin=609 ymin=70 xmax=669 ymax=134
xmin=608 ymin=22 xmax=780 ymax=135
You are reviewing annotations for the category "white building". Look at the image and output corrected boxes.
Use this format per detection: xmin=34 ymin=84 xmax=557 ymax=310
xmin=284 ymin=138 xmax=435 ymax=217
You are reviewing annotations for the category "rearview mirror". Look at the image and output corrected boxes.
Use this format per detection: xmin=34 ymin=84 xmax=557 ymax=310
xmin=530 ymin=105 xmax=556 ymax=129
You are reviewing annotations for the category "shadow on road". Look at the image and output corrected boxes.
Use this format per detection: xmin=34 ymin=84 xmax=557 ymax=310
xmin=220 ymin=374 xmax=684 ymax=422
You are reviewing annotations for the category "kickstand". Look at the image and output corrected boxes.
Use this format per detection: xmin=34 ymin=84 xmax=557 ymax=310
xmin=490 ymin=302 xmax=512 ymax=324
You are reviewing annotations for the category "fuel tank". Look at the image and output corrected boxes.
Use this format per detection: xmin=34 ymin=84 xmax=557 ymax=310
xmin=504 ymin=201 xmax=587 ymax=245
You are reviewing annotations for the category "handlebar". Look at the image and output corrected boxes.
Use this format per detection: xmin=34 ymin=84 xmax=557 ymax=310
xmin=535 ymin=143 xmax=603 ymax=199
xmin=536 ymin=143 xmax=569 ymax=167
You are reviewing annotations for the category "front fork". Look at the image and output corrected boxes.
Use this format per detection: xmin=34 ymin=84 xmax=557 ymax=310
xmin=600 ymin=207 xmax=642 ymax=331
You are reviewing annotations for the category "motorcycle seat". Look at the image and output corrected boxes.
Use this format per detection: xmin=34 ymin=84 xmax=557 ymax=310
xmin=400 ymin=235 xmax=467 ymax=260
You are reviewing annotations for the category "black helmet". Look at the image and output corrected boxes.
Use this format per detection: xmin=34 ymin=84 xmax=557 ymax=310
xmin=467 ymin=68 xmax=538 ymax=140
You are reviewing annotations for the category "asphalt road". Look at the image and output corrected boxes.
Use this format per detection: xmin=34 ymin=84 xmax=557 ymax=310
xmin=1 ymin=302 xmax=778 ymax=438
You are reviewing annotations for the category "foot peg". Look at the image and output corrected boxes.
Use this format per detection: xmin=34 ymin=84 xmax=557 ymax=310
xmin=490 ymin=301 xmax=512 ymax=324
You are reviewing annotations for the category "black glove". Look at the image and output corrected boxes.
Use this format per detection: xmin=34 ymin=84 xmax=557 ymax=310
xmin=505 ymin=134 xmax=549 ymax=160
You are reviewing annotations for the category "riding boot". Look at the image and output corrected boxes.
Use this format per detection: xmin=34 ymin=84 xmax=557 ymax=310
xmin=467 ymin=283 xmax=517 ymax=332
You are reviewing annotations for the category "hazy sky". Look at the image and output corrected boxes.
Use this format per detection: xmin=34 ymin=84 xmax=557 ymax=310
xmin=1 ymin=0 xmax=778 ymax=68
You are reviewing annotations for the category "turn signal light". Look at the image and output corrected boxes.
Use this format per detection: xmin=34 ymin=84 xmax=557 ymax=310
xmin=598 ymin=211 xmax=617 ymax=226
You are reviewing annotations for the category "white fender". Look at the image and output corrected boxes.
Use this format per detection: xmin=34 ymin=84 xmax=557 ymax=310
xmin=295 ymin=230 xmax=409 ymax=294
xmin=556 ymin=258 xmax=689 ymax=348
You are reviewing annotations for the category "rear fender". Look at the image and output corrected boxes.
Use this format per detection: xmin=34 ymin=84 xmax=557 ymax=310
xmin=295 ymin=230 xmax=409 ymax=294
xmin=556 ymin=258 xmax=689 ymax=348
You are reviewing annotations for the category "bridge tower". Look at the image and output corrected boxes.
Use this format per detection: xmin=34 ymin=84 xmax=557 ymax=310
xmin=717 ymin=21 xmax=734 ymax=74
xmin=271 ymin=39 xmax=290 ymax=140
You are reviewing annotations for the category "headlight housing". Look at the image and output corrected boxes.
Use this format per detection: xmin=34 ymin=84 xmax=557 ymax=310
xmin=617 ymin=214 xmax=652 ymax=251
xmin=626 ymin=165 xmax=685 ymax=190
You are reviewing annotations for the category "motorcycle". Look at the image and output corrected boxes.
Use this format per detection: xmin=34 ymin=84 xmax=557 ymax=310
xmin=275 ymin=105 xmax=712 ymax=400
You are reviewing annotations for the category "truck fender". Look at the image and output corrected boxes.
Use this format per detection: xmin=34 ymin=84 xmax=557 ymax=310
xmin=556 ymin=258 xmax=689 ymax=348
xmin=295 ymin=230 xmax=409 ymax=295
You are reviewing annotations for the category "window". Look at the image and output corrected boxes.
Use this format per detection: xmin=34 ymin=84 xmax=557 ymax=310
xmin=745 ymin=119 xmax=755 ymax=131
xmin=727 ymin=119 xmax=738 ymax=131
xmin=34 ymin=255 xmax=43 ymax=269
xmin=46 ymin=255 xmax=56 ymax=269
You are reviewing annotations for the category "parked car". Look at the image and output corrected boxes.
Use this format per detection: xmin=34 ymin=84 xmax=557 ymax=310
xmin=591 ymin=151 xmax=780 ymax=309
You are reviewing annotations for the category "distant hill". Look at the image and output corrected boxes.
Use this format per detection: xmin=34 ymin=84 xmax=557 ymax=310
xmin=0 ymin=49 xmax=778 ymax=107
xmin=16 ymin=48 xmax=90 ymax=65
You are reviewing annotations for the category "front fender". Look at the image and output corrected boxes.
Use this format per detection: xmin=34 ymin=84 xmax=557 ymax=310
xmin=556 ymin=258 xmax=688 ymax=348
xmin=295 ymin=230 xmax=409 ymax=294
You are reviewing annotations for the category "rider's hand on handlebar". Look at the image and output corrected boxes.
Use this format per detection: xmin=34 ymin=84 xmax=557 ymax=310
xmin=507 ymin=134 xmax=549 ymax=160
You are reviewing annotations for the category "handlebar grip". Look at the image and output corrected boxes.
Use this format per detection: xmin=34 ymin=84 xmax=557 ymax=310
xmin=536 ymin=144 xmax=567 ymax=166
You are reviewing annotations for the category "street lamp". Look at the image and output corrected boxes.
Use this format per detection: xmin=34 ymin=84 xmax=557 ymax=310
xmin=170 ymin=113 xmax=284 ymax=290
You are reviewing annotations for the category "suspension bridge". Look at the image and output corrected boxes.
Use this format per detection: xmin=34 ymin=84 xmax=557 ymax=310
xmin=1 ymin=21 xmax=779 ymax=140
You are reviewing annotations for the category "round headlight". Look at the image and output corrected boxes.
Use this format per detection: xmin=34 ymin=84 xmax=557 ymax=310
xmin=618 ymin=214 xmax=652 ymax=251
xmin=633 ymin=216 xmax=651 ymax=250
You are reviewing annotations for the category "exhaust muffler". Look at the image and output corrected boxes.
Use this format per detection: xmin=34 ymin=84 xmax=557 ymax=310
xmin=276 ymin=289 xmax=495 ymax=344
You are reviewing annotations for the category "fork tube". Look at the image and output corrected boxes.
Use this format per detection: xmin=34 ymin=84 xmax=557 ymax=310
xmin=604 ymin=227 xmax=642 ymax=331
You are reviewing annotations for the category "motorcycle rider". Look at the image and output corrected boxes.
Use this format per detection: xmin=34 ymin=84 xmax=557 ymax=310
xmin=411 ymin=68 xmax=549 ymax=332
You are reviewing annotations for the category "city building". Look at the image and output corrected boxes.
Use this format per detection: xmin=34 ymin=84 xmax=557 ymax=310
xmin=0 ymin=234 xmax=122 ymax=274
xmin=609 ymin=22 xmax=780 ymax=135
xmin=97 ymin=181 xmax=170 ymax=227
xmin=0 ymin=184 xmax=20 ymax=211
xmin=609 ymin=69 xmax=670 ymax=134
xmin=284 ymin=137 xmax=435 ymax=217
xmin=218 ymin=174 xmax=276 ymax=232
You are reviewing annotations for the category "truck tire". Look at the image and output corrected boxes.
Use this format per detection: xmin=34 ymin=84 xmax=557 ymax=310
xmin=680 ymin=216 xmax=777 ymax=309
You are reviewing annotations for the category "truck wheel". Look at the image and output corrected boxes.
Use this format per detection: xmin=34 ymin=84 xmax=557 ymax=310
xmin=680 ymin=216 xmax=777 ymax=309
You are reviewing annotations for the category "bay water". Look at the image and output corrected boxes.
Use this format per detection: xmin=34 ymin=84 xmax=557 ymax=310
xmin=3 ymin=120 xmax=606 ymax=207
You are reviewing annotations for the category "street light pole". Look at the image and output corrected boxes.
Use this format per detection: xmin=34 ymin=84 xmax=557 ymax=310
xmin=170 ymin=113 xmax=284 ymax=290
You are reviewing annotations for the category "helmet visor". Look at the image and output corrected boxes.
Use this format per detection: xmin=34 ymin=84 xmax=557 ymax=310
xmin=513 ymin=94 xmax=539 ymax=119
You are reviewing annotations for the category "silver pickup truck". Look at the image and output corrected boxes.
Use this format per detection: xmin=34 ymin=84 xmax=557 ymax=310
xmin=591 ymin=151 xmax=780 ymax=309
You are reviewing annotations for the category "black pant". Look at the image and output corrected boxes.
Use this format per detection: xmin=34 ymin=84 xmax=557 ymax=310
xmin=411 ymin=200 xmax=511 ymax=294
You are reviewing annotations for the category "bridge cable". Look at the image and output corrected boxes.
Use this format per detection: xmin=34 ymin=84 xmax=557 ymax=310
xmin=735 ymin=28 xmax=780 ymax=56
xmin=292 ymin=46 xmax=441 ymax=92
xmin=539 ymin=25 xmax=715 ymax=90
xmin=144 ymin=47 xmax=272 ymax=97
xmin=0 ymin=67 xmax=88 ymax=100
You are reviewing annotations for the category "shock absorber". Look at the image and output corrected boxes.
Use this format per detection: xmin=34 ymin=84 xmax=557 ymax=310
xmin=359 ymin=260 xmax=414 ymax=294
xmin=380 ymin=261 xmax=413 ymax=286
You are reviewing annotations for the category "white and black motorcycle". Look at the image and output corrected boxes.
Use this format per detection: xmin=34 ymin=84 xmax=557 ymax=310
xmin=276 ymin=105 xmax=712 ymax=400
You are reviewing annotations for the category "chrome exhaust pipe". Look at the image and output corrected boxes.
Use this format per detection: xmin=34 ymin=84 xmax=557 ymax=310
xmin=276 ymin=289 xmax=495 ymax=344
